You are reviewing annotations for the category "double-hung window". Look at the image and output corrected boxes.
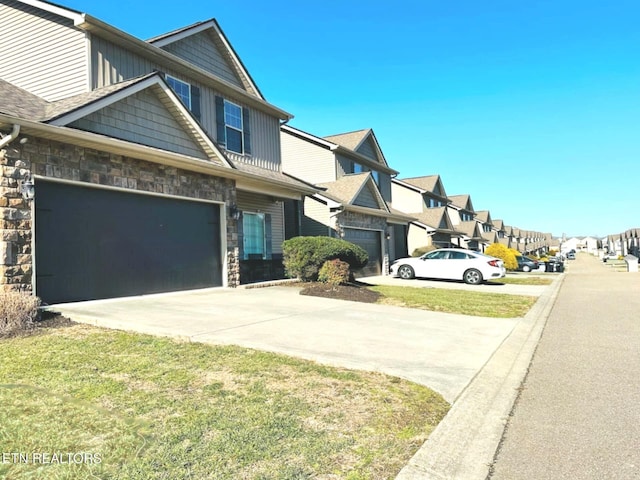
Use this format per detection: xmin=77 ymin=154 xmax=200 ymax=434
xmin=216 ymin=96 xmax=251 ymax=155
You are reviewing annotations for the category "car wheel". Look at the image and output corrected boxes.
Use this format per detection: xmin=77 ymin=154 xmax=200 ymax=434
xmin=397 ymin=265 xmax=415 ymax=280
xmin=522 ymin=265 xmax=531 ymax=272
xmin=463 ymin=268 xmax=483 ymax=285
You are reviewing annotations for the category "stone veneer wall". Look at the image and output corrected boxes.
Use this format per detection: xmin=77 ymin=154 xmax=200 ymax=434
xmin=0 ymin=136 xmax=239 ymax=293
xmin=334 ymin=210 xmax=390 ymax=275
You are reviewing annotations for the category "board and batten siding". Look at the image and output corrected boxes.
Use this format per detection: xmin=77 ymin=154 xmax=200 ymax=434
xmin=281 ymin=131 xmax=336 ymax=184
xmin=236 ymin=191 xmax=285 ymax=254
xmin=91 ymin=36 xmax=282 ymax=171
xmin=0 ymin=0 xmax=88 ymax=100
xmin=159 ymin=31 xmax=243 ymax=89
xmin=69 ymin=89 xmax=208 ymax=160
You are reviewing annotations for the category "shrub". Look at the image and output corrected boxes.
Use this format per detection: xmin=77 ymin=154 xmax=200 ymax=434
xmin=0 ymin=291 xmax=40 ymax=336
xmin=318 ymin=259 xmax=351 ymax=286
xmin=485 ymin=243 xmax=518 ymax=271
xmin=282 ymin=236 xmax=368 ymax=281
xmin=412 ymin=245 xmax=437 ymax=257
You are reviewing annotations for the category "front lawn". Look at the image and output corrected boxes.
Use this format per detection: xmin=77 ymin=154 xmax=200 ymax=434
xmin=0 ymin=320 xmax=449 ymax=480
xmin=489 ymin=276 xmax=553 ymax=286
xmin=369 ymin=285 xmax=537 ymax=318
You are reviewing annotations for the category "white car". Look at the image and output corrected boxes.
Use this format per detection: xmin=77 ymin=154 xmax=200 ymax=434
xmin=389 ymin=248 xmax=506 ymax=285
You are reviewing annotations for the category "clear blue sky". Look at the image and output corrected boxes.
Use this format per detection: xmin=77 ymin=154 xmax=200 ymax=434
xmin=64 ymin=0 xmax=640 ymax=238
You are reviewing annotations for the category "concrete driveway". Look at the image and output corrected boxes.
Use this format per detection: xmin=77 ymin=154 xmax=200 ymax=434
xmin=50 ymin=285 xmax=524 ymax=403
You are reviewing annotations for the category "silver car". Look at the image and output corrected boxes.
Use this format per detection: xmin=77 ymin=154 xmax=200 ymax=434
xmin=390 ymin=248 xmax=506 ymax=285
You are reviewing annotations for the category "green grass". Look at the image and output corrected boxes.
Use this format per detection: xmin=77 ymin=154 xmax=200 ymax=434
xmin=370 ymin=285 xmax=537 ymax=318
xmin=489 ymin=276 xmax=553 ymax=286
xmin=0 ymin=323 xmax=449 ymax=480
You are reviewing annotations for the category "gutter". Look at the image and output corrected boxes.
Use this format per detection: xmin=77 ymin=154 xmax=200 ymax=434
xmin=0 ymin=124 xmax=20 ymax=149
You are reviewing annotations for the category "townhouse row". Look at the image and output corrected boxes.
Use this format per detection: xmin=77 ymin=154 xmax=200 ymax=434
xmin=0 ymin=0 xmax=552 ymax=305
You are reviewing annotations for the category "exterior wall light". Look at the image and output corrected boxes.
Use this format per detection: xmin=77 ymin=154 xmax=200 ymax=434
xmin=20 ymin=173 xmax=35 ymax=201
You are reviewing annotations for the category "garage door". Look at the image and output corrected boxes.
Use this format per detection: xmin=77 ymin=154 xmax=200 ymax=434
xmin=343 ymin=228 xmax=382 ymax=277
xmin=35 ymin=181 xmax=222 ymax=304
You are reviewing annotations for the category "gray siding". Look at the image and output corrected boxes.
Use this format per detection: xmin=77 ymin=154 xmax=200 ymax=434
xmin=353 ymin=183 xmax=380 ymax=209
xmin=69 ymin=89 xmax=208 ymax=159
xmin=237 ymin=191 xmax=285 ymax=254
xmin=0 ymin=0 xmax=88 ymax=100
xmin=91 ymin=37 xmax=282 ymax=171
xmin=160 ymin=31 xmax=243 ymax=89
xmin=280 ymin=131 xmax=337 ymax=183
xmin=301 ymin=197 xmax=331 ymax=237
xmin=336 ymin=153 xmax=354 ymax=178
xmin=355 ymin=137 xmax=377 ymax=161
xmin=378 ymin=173 xmax=392 ymax=203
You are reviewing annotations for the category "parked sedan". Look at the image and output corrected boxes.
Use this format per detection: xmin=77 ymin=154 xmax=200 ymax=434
xmin=389 ymin=248 xmax=506 ymax=285
xmin=516 ymin=255 xmax=539 ymax=272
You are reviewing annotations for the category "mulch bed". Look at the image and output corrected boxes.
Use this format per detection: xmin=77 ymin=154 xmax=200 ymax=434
xmin=0 ymin=311 xmax=76 ymax=339
xmin=298 ymin=282 xmax=381 ymax=303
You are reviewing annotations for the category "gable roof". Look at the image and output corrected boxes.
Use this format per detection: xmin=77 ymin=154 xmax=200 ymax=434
xmin=493 ymin=219 xmax=505 ymax=231
xmin=456 ymin=220 xmax=484 ymax=239
xmin=448 ymin=194 xmax=475 ymax=212
xmin=400 ymin=175 xmax=448 ymax=199
xmin=317 ymin=173 xmax=388 ymax=211
xmin=147 ymin=19 xmax=262 ymax=99
xmin=323 ymin=128 xmax=390 ymax=168
xmin=7 ymin=0 xmax=290 ymax=119
xmin=412 ymin=207 xmax=456 ymax=232
xmin=475 ymin=210 xmax=492 ymax=225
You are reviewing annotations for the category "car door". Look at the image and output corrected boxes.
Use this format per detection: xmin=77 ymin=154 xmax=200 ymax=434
xmin=418 ymin=250 xmax=449 ymax=278
xmin=446 ymin=250 xmax=471 ymax=279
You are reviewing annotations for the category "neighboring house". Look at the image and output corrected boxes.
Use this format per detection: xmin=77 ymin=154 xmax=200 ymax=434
xmin=280 ymin=125 xmax=413 ymax=276
xmin=391 ymin=176 xmax=461 ymax=252
xmin=0 ymin=0 xmax=316 ymax=303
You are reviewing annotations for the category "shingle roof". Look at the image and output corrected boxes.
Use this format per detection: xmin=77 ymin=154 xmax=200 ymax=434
xmin=400 ymin=175 xmax=441 ymax=193
xmin=456 ymin=220 xmax=482 ymax=238
xmin=449 ymin=194 xmax=473 ymax=211
xmin=475 ymin=210 xmax=491 ymax=223
xmin=413 ymin=207 xmax=452 ymax=231
xmin=317 ymin=173 xmax=375 ymax=205
xmin=323 ymin=129 xmax=370 ymax=151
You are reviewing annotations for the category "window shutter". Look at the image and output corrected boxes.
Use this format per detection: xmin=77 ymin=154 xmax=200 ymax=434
xmin=215 ymin=96 xmax=226 ymax=147
xmin=242 ymin=107 xmax=251 ymax=155
xmin=191 ymin=85 xmax=201 ymax=121
xmin=236 ymin=211 xmax=244 ymax=260
xmin=264 ymin=213 xmax=272 ymax=260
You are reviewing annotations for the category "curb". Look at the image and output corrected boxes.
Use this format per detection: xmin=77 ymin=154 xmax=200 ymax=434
xmin=396 ymin=273 xmax=565 ymax=480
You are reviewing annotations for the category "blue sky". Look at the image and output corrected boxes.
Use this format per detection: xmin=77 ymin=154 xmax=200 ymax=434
xmin=64 ymin=0 xmax=640 ymax=237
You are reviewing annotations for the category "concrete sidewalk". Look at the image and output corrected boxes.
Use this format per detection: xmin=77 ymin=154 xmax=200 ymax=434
xmin=396 ymin=267 xmax=564 ymax=479
xmin=488 ymin=254 xmax=640 ymax=479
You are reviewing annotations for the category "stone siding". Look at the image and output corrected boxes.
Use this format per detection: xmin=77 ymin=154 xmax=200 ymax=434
xmin=0 ymin=136 xmax=239 ymax=293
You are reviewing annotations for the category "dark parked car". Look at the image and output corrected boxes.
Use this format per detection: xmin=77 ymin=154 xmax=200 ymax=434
xmin=566 ymin=252 xmax=576 ymax=260
xmin=516 ymin=256 xmax=539 ymax=272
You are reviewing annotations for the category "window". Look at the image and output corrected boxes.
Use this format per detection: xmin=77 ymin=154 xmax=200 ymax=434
xmin=216 ymin=96 xmax=251 ymax=155
xmin=243 ymin=213 xmax=265 ymax=259
xmin=371 ymin=170 xmax=380 ymax=186
xmin=166 ymin=75 xmax=191 ymax=109
xmin=353 ymin=163 xmax=364 ymax=173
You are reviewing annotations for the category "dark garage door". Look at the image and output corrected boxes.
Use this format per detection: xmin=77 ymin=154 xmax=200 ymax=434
xmin=36 ymin=181 xmax=222 ymax=304
xmin=343 ymin=228 xmax=382 ymax=277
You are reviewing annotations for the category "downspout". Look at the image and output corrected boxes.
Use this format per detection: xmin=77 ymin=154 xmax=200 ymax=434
xmin=0 ymin=124 xmax=21 ymax=149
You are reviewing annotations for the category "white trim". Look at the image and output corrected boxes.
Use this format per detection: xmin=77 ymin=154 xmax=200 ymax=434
xmin=149 ymin=21 xmax=216 ymax=47
xmin=32 ymin=176 xmax=230 ymax=290
xmin=14 ymin=0 xmax=84 ymax=23
xmin=165 ymin=74 xmax=192 ymax=109
xmin=223 ymin=99 xmax=244 ymax=155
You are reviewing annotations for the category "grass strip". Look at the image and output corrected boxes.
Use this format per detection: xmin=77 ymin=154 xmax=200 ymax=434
xmin=370 ymin=285 xmax=537 ymax=318
xmin=0 ymin=323 xmax=449 ymax=479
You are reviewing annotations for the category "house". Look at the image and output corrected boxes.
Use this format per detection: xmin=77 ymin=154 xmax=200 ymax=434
xmin=391 ymin=176 xmax=461 ymax=252
xmin=0 ymin=0 xmax=317 ymax=303
xmin=280 ymin=125 xmax=413 ymax=275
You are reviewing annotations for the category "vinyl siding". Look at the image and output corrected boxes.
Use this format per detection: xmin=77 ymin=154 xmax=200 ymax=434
xmin=353 ymin=183 xmax=379 ymax=209
xmin=91 ymin=37 xmax=282 ymax=171
xmin=159 ymin=31 xmax=243 ymax=89
xmin=336 ymin=154 xmax=353 ymax=177
xmin=355 ymin=137 xmax=377 ymax=161
xmin=447 ymin=206 xmax=461 ymax=226
xmin=280 ymin=130 xmax=337 ymax=183
xmin=237 ymin=191 xmax=285 ymax=254
xmin=301 ymin=197 xmax=331 ymax=237
xmin=0 ymin=0 xmax=88 ymax=100
xmin=390 ymin=182 xmax=424 ymax=213
xmin=69 ymin=89 xmax=208 ymax=159
xmin=378 ymin=173 xmax=391 ymax=202
xmin=407 ymin=223 xmax=431 ymax=254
